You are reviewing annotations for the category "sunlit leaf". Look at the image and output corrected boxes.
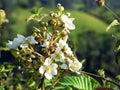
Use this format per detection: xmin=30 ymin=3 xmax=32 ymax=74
xmin=51 ymin=86 xmax=72 ymax=90
xmin=59 ymin=74 xmax=100 ymax=90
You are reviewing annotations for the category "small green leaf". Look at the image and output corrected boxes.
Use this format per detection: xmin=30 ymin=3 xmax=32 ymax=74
xmin=98 ymin=69 xmax=105 ymax=78
xmin=115 ymin=51 xmax=120 ymax=64
xmin=0 ymin=86 xmax=5 ymax=90
xmin=116 ymin=75 xmax=120 ymax=80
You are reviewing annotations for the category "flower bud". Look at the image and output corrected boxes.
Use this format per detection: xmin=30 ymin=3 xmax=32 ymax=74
xmin=0 ymin=10 xmax=6 ymax=19
xmin=96 ymin=0 xmax=105 ymax=6
xmin=49 ymin=12 xmax=54 ymax=17
xmin=66 ymin=13 xmax=71 ymax=17
xmin=57 ymin=3 xmax=64 ymax=12
xmin=57 ymin=3 xmax=61 ymax=8
xmin=45 ymin=22 xmax=48 ymax=27
xmin=53 ymin=13 xmax=58 ymax=18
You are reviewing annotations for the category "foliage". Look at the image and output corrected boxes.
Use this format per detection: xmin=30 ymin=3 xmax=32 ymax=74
xmin=58 ymin=74 xmax=100 ymax=90
xmin=1 ymin=1 xmax=120 ymax=90
xmin=1 ymin=4 xmax=83 ymax=90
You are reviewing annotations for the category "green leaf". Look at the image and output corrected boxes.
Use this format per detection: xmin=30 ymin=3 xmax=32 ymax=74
xmin=51 ymin=86 xmax=72 ymax=90
xmin=98 ymin=69 xmax=105 ymax=78
xmin=116 ymin=75 xmax=120 ymax=80
xmin=0 ymin=86 xmax=5 ymax=90
xmin=58 ymin=74 xmax=100 ymax=90
xmin=45 ymin=79 xmax=52 ymax=87
xmin=106 ymin=19 xmax=120 ymax=31
xmin=115 ymin=50 xmax=120 ymax=64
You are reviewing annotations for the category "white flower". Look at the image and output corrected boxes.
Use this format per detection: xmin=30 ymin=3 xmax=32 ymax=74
xmin=60 ymin=63 xmax=68 ymax=69
xmin=51 ymin=51 xmax=65 ymax=63
xmin=7 ymin=40 xmax=17 ymax=49
xmin=58 ymin=39 xmax=67 ymax=47
xmin=39 ymin=58 xmax=58 ymax=80
xmin=60 ymin=14 xmax=75 ymax=33
xmin=27 ymin=36 xmax=38 ymax=44
xmin=7 ymin=34 xmax=37 ymax=49
xmin=55 ymin=39 xmax=68 ymax=53
xmin=68 ymin=59 xmax=82 ymax=74
xmin=7 ymin=34 xmax=25 ymax=49
xmin=64 ymin=44 xmax=73 ymax=56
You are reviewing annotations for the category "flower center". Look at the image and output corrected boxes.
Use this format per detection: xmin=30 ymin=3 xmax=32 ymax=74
xmin=46 ymin=66 xmax=52 ymax=72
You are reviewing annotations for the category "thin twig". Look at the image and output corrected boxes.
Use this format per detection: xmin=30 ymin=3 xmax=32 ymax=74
xmin=46 ymin=71 xmax=66 ymax=90
xmin=28 ymin=48 xmax=44 ymax=59
xmin=104 ymin=4 xmax=120 ymax=21
xmin=81 ymin=71 xmax=120 ymax=87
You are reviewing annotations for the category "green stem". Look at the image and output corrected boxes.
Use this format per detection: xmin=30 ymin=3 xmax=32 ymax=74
xmin=38 ymin=77 xmax=45 ymax=90
xmin=104 ymin=4 xmax=120 ymax=21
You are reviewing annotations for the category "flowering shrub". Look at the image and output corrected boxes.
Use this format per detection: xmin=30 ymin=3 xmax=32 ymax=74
xmin=0 ymin=2 xmax=120 ymax=90
xmin=0 ymin=4 xmax=84 ymax=90
xmin=7 ymin=4 xmax=82 ymax=79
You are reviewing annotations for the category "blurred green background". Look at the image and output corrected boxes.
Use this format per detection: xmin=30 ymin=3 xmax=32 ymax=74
xmin=0 ymin=0 xmax=120 ymax=77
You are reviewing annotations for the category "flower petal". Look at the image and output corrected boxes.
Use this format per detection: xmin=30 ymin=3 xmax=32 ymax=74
xmin=27 ymin=36 xmax=38 ymax=44
xmin=44 ymin=58 xmax=52 ymax=65
xmin=61 ymin=63 xmax=68 ymax=69
xmin=45 ymin=72 xmax=52 ymax=80
xmin=39 ymin=66 xmax=45 ymax=74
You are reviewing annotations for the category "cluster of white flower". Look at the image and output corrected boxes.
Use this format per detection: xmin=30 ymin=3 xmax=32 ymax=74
xmin=39 ymin=14 xmax=82 ymax=80
xmin=7 ymin=8 xmax=82 ymax=80
xmin=39 ymin=38 xmax=82 ymax=80
xmin=7 ymin=34 xmax=37 ymax=49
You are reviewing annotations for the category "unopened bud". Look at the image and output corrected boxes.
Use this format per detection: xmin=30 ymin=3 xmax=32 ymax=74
xmin=66 ymin=13 xmax=71 ymax=17
xmin=49 ymin=12 xmax=54 ymax=17
xmin=57 ymin=3 xmax=61 ymax=8
xmin=53 ymin=13 xmax=58 ymax=18
xmin=57 ymin=3 xmax=64 ymax=11
xmin=96 ymin=0 xmax=105 ymax=6
xmin=0 ymin=10 xmax=6 ymax=19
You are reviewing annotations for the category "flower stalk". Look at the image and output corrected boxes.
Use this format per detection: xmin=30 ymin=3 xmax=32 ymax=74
xmin=46 ymin=70 xmax=66 ymax=90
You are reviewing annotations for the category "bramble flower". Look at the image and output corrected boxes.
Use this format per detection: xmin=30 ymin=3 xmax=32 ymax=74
xmin=55 ymin=39 xmax=73 ymax=57
xmin=68 ymin=58 xmax=82 ymax=74
xmin=51 ymin=51 xmax=65 ymax=63
xmin=60 ymin=14 xmax=75 ymax=33
xmin=60 ymin=63 xmax=68 ymax=69
xmin=63 ymin=44 xmax=73 ymax=56
xmin=39 ymin=58 xmax=58 ymax=80
xmin=27 ymin=36 xmax=38 ymax=45
xmin=56 ymin=39 xmax=67 ymax=49
xmin=7 ymin=34 xmax=25 ymax=49
xmin=7 ymin=34 xmax=37 ymax=49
